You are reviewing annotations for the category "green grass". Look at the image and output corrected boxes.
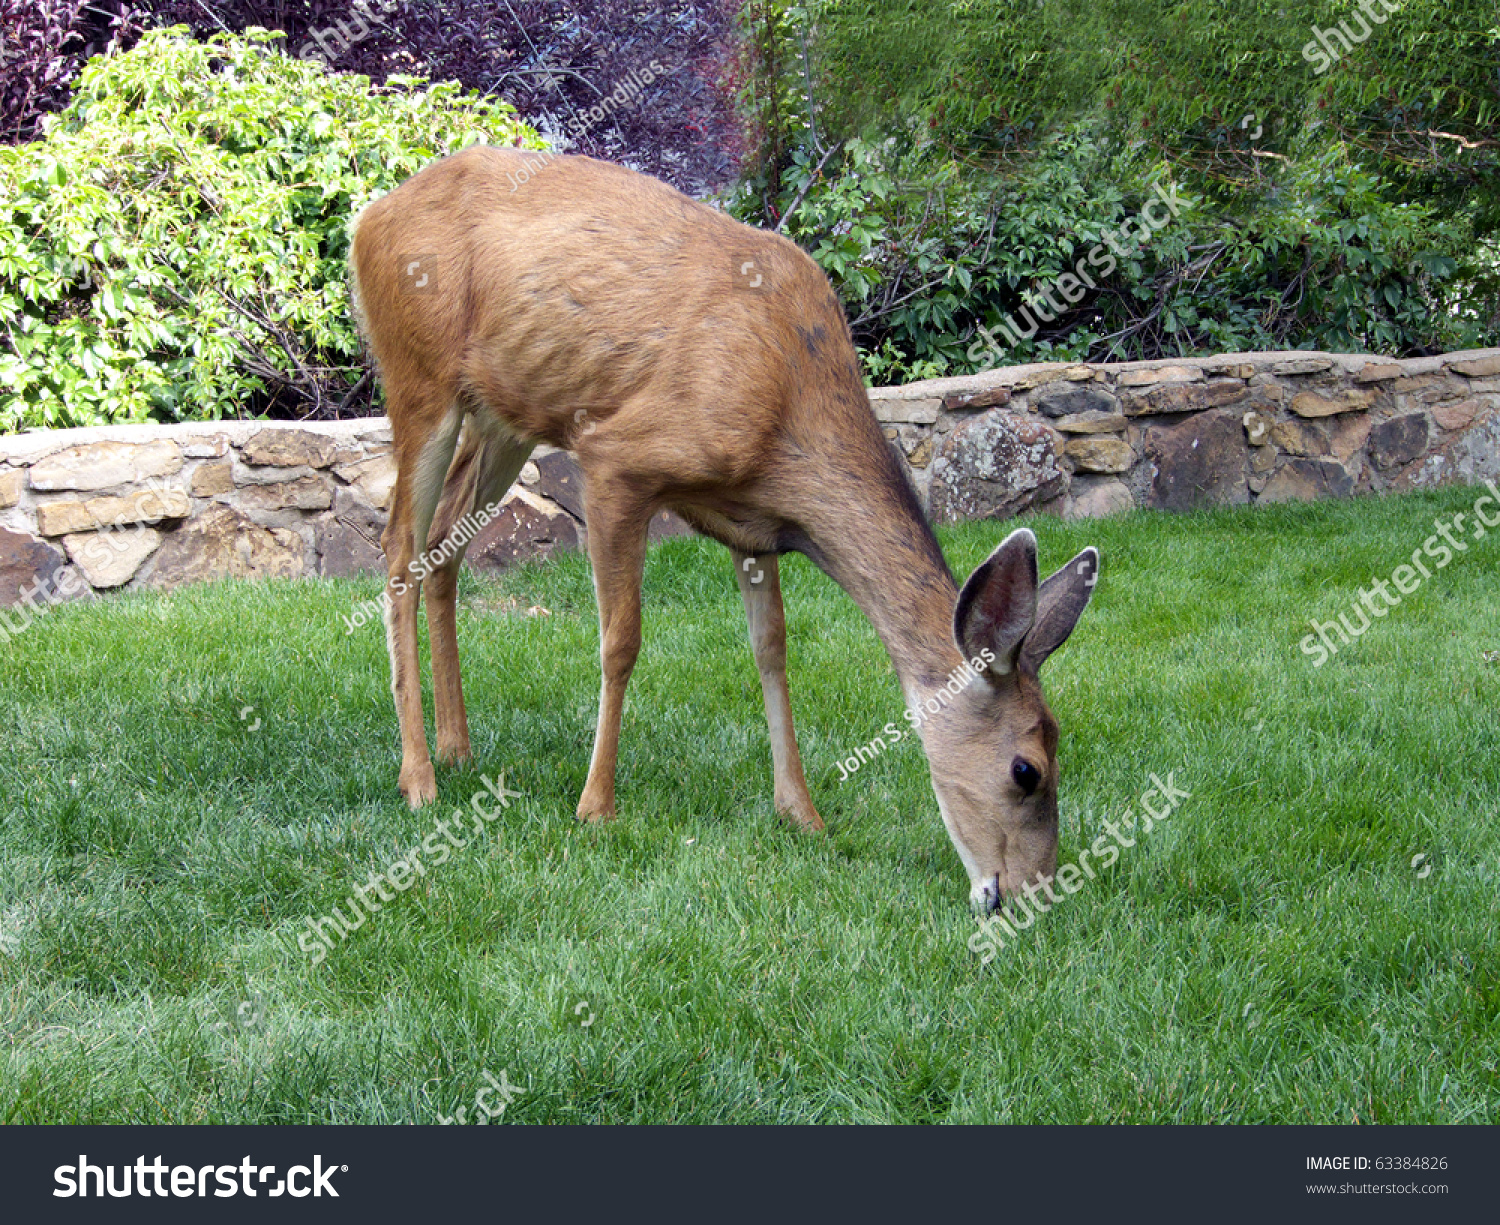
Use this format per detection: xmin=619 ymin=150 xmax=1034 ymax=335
xmin=1 ymin=486 xmax=1497 ymax=1124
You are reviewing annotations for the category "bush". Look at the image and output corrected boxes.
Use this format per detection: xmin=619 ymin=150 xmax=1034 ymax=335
xmin=0 ymin=27 xmax=541 ymax=433
xmin=732 ymin=125 xmax=1482 ymax=383
xmin=0 ymin=0 xmax=139 ymax=144
xmin=726 ymin=1 xmax=1499 ymax=381
xmin=137 ymin=1 xmax=743 ymax=198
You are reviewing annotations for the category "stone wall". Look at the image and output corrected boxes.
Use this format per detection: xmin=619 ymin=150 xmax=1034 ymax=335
xmin=870 ymin=347 xmax=1500 ymax=522
xmin=2 ymin=346 xmax=1498 ymax=609
xmin=0 ymin=419 xmax=600 ymax=609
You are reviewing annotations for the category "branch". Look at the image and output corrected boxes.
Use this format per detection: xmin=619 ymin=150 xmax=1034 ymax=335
xmin=849 ymin=273 xmax=948 ymax=329
xmin=773 ymin=140 xmax=844 ymax=235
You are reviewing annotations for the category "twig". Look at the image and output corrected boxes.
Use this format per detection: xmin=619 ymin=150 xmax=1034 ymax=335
xmin=773 ymin=140 xmax=843 ymax=235
xmin=849 ymin=273 xmax=948 ymax=329
xmin=798 ymin=26 xmax=821 ymax=156
xmin=190 ymin=0 xmax=233 ymax=36
xmin=328 ymin=369 xmax=373 ymax=419
xmin=488 ymin=66 xmax=604 ymax=98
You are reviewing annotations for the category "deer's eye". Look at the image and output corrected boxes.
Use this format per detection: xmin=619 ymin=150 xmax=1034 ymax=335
xmin=1011 ymin=758 xmax=1041 ymax=796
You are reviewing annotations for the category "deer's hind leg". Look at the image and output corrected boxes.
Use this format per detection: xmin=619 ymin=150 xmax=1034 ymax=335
xmin=423 ymin=419 xmax=535 ymax=766
xmin=383 ymin=388 xmax=465 ymax=809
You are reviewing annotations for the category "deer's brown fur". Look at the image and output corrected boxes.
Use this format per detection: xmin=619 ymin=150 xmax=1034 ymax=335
xmin=349 ymin=146 xmax=1098 ymax=906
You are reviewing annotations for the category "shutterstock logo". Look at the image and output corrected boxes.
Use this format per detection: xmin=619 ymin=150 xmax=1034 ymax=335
xmin=54 ymin=1155 xmax=344 ymax=1198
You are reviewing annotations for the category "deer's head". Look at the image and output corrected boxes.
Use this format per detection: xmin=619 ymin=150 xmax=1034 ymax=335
xmin=915 ymin=529 xmax=1098 ymax=911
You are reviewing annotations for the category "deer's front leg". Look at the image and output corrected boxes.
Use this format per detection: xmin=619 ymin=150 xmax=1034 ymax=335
xmin=733 ymin=550 xmax=823 ymax=831
xmin=577 ymin=482 xmax=652 ymax=823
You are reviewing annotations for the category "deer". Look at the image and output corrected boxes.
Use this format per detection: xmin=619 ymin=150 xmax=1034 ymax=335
xmin=347 ymin=145 xmax=1099 ymax=910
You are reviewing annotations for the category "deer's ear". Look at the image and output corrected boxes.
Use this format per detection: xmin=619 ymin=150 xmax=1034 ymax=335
xmin=953 ymin=528 xmax=1038 ymax=676
xmin=1019 ymin=547 xmax=1098 ymax=675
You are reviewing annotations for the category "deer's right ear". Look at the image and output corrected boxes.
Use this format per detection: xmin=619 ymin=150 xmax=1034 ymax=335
xmin=953 ymin=528 xmax=1039 ymax=676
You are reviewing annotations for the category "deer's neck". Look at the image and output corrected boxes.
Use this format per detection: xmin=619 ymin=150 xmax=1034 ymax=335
xmin=792 ymin=400 xmax=967 ymax=705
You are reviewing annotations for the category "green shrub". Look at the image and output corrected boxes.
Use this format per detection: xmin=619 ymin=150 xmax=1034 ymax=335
xmin=728 ymin=1 xmax=1499 ymax=381
xmin=0 ymin=27 xmax=541 ymax=433
xmin=730 ymin=121 xmax=1484 ymax=383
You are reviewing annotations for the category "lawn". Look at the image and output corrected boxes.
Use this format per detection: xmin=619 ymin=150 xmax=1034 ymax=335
xmin=1 ymin=486 xmax=1497 ymax=1124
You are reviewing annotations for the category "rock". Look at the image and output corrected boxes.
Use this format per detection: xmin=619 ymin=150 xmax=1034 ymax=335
xmin=1354 ymin=362 xmax=1403 ymax=383
xmin=1259 ymin=459 xmax=1354 ymax=502
xmin=1204 ymin=361 xmax=1256 ymax=379
xmin=0 ymin=469 xmax=20 ymax=508
xmin=1052 ymin=411 xmax=1128 ymax=434
xmin=533 ymin=450 xmax=586 ymax=520
xmin=27 ymin=439 xmax=183 ymax=492
xmin=1011 ymin=367 xmax=1072 ymax=393
xmin=1061 ymin=365 xmax=1096 ymax=381
xmin=1065 ymin=437 xmax=1134 ymax=473
xmin=1394 ymin=374 xmax=1447 ymax=396
xmin=1122 ymin=379 xmax=1262 ymax=416
xmin=906 ymin=437 xmax=934 ymax=468
xmin=1242 ymin=411 xmax=1272 ymax=446
xmin=1369 ymin=413 xmax=1430 ymax=470
xmin=237 ymin=476 xmax=333 ymax=512
xmin=942 ymin=386 xmax=1012 ymax=413
xmin=1121 ymin=384 xmax=1196 ymax=415
xmin=1330 ymin=415 xmax=1373 ymax=465
xmin=1291 ymin=389 xmax=1373 ymax=418
xmin=871 ymin=397 xmax=940 ymax=425
xmin=62 ymin=527 xmax=161 ymax=588
xmin=1065 ymin=480 xmax=1134 ymax=520
xmin=190 ymin=460 xmax=234 ymax=497
xmin=1202 ymin=379 xmax=1257 ymax=406
xmin=1397 ymin=378 xmax=1469 ymax=407
xmin=147 ymin=504 xmax=305 ymax=588
xmin=182 ymin=434 xmax=231 ymax=458
xmin=467 ymin=489 xmax=581 ymax=570
xmin=1144 ymin=410 xmax=1248 ymax=510
xmin=233 ymin=463 xmax=317 ymax=486
xmin=335 ymin=453 xmax=397 ymax=510
xmin=36 ymin=488 xmax=191 ymax=536
xmin=1033 ymin=384 xmax=1118 ymax=418
xmin=1450 ymin=354 xmax=1500 ymax=378
xmin=318 ymin=489 xmax=387 ymax=578
xmin=1431 ymin=399 xmax=1483 ymax=432
xmin=1249 ymin=445 xmax=1277 ymax=474
xmin=241 ymin=428 xmax=337 ymax=468
xmin=1116 ymin=365 xmax=1203 ymax=387
xmin=0 ymin=526 xmax=66 ymax=608
xmin=1272 ymin=357 xmax=1333 ymax=375
xmin=1397 ymin=411 xmax=1500 ymax=489
xmin=927 ymin=409 xmax=1065 ymax=524
xmin=1269 ymin=419 xmax=1330 ymax=457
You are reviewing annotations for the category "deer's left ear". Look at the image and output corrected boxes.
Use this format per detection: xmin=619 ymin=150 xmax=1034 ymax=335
xmin=953 ymin=528 xmax=1039 ymax=676
xmin=1019 ymin=546 xmax=1099 ymax=675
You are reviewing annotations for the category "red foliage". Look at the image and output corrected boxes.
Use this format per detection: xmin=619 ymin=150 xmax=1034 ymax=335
xmin=0 ymin=0 xmax=140 ymax=143
xmin=138 ymin=1 xmax=745 ymax=196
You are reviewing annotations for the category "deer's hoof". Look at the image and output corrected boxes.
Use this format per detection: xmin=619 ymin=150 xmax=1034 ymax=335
xmin=777 ymin=795 xmax=825 ymax=832
xmin=575 ymin=797 xmax=616 ymax=824
xmin=400 ymin=763 xmax=438 ymax=809
xmin=784 ymin=807 xmax=825 ymax=833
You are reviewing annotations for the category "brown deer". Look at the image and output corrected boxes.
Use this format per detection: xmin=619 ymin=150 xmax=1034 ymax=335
xmin=348 ymin=145 xmax=1098 ymax=909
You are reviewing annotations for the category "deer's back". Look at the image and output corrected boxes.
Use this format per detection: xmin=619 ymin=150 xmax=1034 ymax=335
xmin=350 ymin=146 xmax=859 ymax=461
